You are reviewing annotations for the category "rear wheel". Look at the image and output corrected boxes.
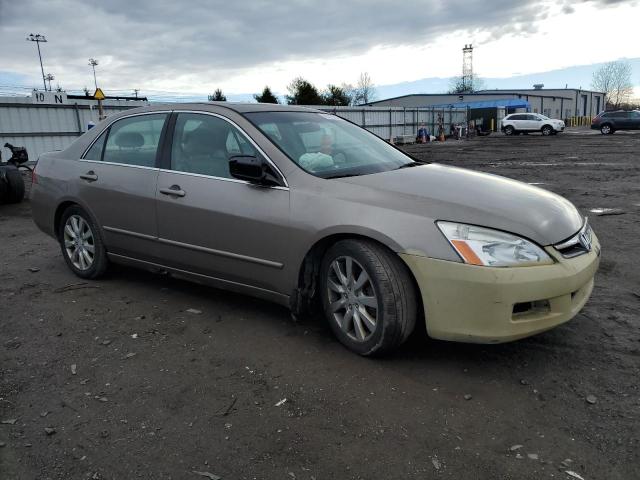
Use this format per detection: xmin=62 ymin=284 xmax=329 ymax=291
xmin=58 ymin=205 xmax=108 ymax=279
xmin=504 ymin=125 xmax=515 ymax=136
xmin=600 ymin=124 xmax=614 ymax=135
xmin=541 ymin=125 xmax=553 ymax=136
xmin=320 ymin=239 xmax=417 ymax=356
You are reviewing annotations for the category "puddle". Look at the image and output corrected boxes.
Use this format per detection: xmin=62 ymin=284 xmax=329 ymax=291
xmin=589 ymin=208 xmax=626 ymax=216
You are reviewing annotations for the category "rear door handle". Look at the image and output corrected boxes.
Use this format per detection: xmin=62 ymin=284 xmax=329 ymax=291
xmin=80 ymin=171 xmax=98 ymax=182
xmin=159 ymin=185 xmax=186 ymax=197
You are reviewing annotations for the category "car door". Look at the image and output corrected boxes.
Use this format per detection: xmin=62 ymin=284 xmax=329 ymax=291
xmin=526 ymin=114 xmax=541 ymax=131
xmin=154 ymin=111 xmax=291 ymax=295
xmin=77 ymin=112 xmax=168 ymax=259
xmin=620 ymin=112 xmax=636 ymax=129
xmin=631 ymin=111 xmax=640 ymax=129
xmin=511 ymin=114 xmax=528 ymax=130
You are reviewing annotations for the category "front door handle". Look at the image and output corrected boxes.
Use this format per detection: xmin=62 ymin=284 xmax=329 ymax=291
xmin=159 ymin=185 xmax=186 ymax=197
xmin=80 ymin=171 xmax=98 ymax=182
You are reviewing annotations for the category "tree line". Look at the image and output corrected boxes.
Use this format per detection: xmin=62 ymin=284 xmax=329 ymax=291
xmin=209 ymin=60 xmax=638 ymax=110
xmin=209 ymin=72 xmax=376 ymax=106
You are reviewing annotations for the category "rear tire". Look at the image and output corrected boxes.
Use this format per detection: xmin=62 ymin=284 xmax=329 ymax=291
xmin=600 ymin=124 xmax=614 ymax=135
xmin=320 ymin=239 xmax=417 ymax=356
xmin=58 ymin=205 xmax=108 ymax=279
xmin=504 ymin=125 xmax=515 ymax=136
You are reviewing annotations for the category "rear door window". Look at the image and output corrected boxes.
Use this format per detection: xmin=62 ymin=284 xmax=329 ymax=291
xmin=102 ymin=114 xmax=168 ymax=167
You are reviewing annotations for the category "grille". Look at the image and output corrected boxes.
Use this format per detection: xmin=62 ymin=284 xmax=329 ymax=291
xmin=554 ymin=220 xmax=592 ymax=259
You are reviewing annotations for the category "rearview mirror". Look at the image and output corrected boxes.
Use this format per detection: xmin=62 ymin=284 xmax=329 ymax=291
xmin=229 ymin=155 xmax=280 ymax=186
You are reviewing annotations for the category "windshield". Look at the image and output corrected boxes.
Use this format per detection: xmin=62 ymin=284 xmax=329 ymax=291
xmin=244 ymin=111 xmax=416 ymax=178
xmin=538 ymin=114 xmax=550 ymax=119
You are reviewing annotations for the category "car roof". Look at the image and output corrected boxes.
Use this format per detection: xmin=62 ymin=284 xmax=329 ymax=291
xmin=121 ymin=102 xmax=323 ymax=115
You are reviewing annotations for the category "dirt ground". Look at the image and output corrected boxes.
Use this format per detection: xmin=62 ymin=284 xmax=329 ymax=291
xmin=1 ymin=128 xmax=639 ymax=480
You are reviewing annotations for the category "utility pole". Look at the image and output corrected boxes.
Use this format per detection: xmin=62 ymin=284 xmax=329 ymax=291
xmin=133 ymin=89 xmax=139 ymax=99
xmin=88 ymin=58 xmax=99 ymax=90
xmin=45 ymin=73 xmax=54 ymax=91
xmin=26 ymin=33 xmax=48 ymax=90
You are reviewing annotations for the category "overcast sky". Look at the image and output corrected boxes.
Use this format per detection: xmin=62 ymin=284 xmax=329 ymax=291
xmin=0 ymin=0 xmax=638 ymax=98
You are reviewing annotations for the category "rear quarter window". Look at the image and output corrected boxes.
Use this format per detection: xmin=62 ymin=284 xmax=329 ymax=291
xmin=83 ymin=131 xmax=107 ymax=161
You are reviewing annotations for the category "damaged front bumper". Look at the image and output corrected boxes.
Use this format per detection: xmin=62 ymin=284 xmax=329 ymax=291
xmin=400 ymin=234 xmax=600 ymax=343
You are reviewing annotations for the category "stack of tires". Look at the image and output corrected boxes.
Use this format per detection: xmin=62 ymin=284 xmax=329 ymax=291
xmin=0 ymin=165 xmax=25 ymax=204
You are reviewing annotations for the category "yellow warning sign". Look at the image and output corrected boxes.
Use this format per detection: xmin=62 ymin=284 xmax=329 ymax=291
xmin=93 ymin=88 xmax=105 ymax=101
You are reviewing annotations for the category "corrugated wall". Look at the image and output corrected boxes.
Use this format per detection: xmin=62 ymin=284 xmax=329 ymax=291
xmin=315 ymin=106 xmax=467 ymax=139
xmin=0 ymin=99 xmax=145 ymax=161
xmin=1 ymin=100 xmax=466 ymax=162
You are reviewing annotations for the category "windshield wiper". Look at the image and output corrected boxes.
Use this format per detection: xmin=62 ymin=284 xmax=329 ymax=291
xmin=395 ymin=162 xmax=421 ymax=170
xmin=324 ymin=173 xmax=361 ymax=179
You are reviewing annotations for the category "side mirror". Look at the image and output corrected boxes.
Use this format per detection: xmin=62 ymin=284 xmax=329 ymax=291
xmin=229 ymin=155 xmax=280 ymax=186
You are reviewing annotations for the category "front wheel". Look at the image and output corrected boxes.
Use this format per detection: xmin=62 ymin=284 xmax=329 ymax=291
xmin=504 ymin=125 xmax=515 ymax=136
xmin=58 ymin=205 xmax=108 ymax=279
xmin=541 ymin=125 xmax=553 ymax=136
xmin=320 ymin=239 xmax=417 ymax=356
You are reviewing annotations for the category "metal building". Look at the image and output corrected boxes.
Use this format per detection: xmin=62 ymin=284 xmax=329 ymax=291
xmin=366 ymin=88 xmax=606 ymax=122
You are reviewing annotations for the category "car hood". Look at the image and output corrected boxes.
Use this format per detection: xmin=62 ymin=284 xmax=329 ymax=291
xmin=337 ymin=164 xmax=583 ymax=246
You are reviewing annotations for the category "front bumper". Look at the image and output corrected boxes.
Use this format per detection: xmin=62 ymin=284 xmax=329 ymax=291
xmin=400 ymin=235 xmax=600 ymax=343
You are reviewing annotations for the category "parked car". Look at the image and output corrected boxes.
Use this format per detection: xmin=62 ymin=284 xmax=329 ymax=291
xmin=501 ymin=113 xmax=565 ymax=136
xmin=591 ymin=110 xmax=640 ymax=134
xmin=31 ymin=104 xmax=600 ymax=356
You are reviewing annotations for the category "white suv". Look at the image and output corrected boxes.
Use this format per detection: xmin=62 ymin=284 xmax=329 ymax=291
xmin=501 ymin=113 xmax=565 ymax=136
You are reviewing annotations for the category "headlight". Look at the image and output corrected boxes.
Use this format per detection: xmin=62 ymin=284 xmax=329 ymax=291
xmin=436 ymin=221 xmax=553 ymax=267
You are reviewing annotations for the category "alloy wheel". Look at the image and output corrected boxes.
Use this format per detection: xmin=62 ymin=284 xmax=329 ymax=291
xmin=326 ymin=256 xmax=378 ymax=342
xmin=63 ymin=215 xmax=95 ymax=271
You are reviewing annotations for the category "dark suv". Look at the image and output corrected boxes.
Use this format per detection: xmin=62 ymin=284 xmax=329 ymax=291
xmin=591 ymin=110 xmax=640 ymax=134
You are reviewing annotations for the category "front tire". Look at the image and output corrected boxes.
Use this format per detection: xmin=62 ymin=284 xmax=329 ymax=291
xmin=320 ymin=239 xmax=417 ymax=356
xmin=58 ymin=205 xmax=108 ymax=279
xmin=541 ymin=125 xmax=553 ymax=136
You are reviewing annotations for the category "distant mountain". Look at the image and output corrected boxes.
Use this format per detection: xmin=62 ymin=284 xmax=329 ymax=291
xmin=373 ymin=58 xmax=640 ymax=100
xmin=5 ymin=58 xmax=637 ymax=103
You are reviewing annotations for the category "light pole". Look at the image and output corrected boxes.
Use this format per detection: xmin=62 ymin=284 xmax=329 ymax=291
xmin=88 ymin=58 xmax=98 ymax=90
xmin=45 ymin=73 xmax=54 ymax=92
xmin=26 ymin=33 xmax=48 ymax=91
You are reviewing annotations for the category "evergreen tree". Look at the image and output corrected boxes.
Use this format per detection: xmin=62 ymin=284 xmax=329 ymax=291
xmin=208 ymin=89 xmax=227 ymax=101
xmin=322 ymin=85 xmax=351 ymax=106
xmin=254 ymin=86 xmax=279 ymax=103
xmin=286 ymin=77 xmax=323 ymax=105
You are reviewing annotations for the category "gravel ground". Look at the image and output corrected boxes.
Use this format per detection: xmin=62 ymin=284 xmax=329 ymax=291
xmin=1 ymin=128 xmax=639 ymax=480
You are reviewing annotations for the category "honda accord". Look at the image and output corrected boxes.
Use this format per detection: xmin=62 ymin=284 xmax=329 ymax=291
xmin=31 ymin=103 xmax=600 ymax=355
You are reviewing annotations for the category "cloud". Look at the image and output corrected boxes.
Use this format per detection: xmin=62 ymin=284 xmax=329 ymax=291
xmin=0 ymin=0 xmax=635 ymax=94
xmin=0 ymin=1 xmax=551 ymax=87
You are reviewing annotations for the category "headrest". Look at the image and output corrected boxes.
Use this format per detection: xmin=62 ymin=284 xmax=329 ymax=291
xmin=183 ymin=126 xmax=227 ymax=155
xmin=115 ymin=132 xmax=144 ymax=149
